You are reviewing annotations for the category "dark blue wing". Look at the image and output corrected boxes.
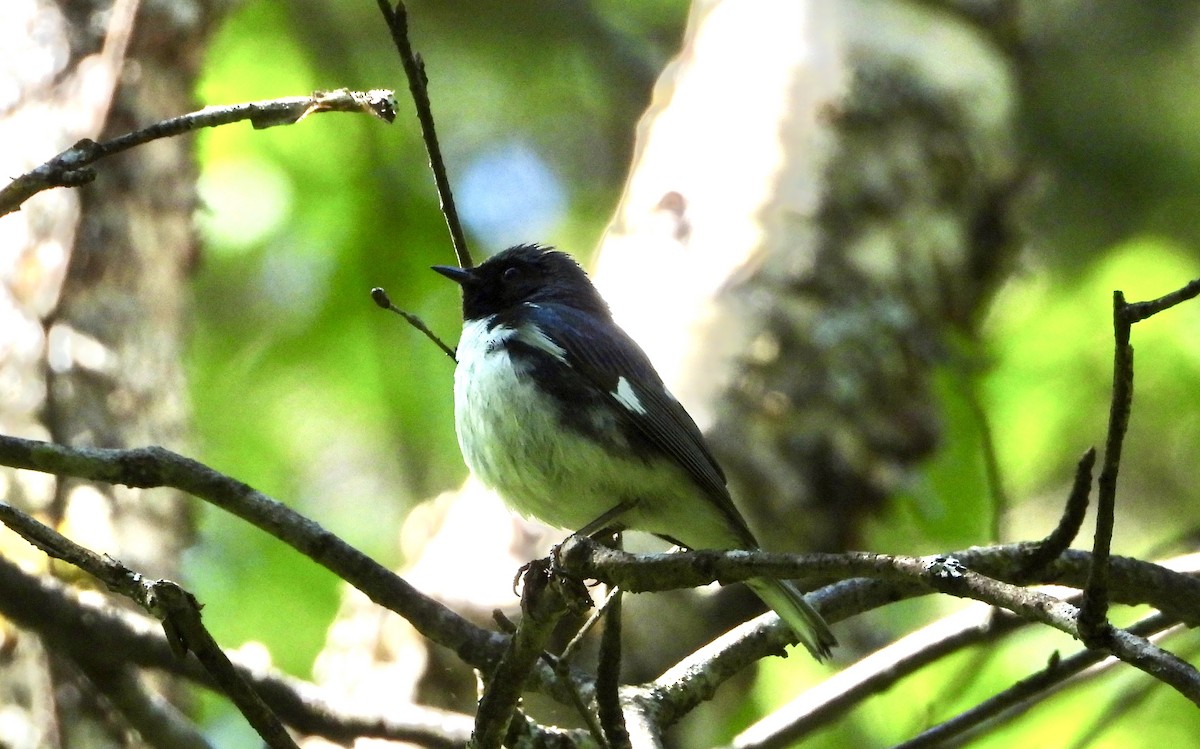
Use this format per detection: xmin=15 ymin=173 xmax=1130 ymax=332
xmin=516 ymin=303 xmax=754 ymax=544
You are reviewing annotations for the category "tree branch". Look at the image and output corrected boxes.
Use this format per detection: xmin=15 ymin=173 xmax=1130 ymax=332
xmin=6 ymin=503 xmax=1200 ymax=745
xmin=1018 ymin=447 xmax=1095 ymax=578
xmin=5 ymin=432 xmax=1200 ymax=740
xmin=73 ymin=661 xmax=214 ymax=749
xmin=371 ymin=286 xmax=458 ymax=360
xmin=1080 ymin=278 xmax=1200 ymax=641
xmin=0 ymin=436 xmax=614 ymax=708
xmin=1066 ymin=634 xmax=1200 ymax=749
xmin=560 ymin=538 xmax=1200 ymax=707
xmin=0 ymin=435 xmax=499 ymax=668
xmin=1122 ymin=277 xmax=1200 ymax=322
xmin=557 ymin=538 xmax=1200 ymax=620
xmin=471 ymin=559 xmax=586 ymax=748
xmin=597 ymin=588 xmax=630 ymax=749
xmin=0 ymin=500 xmax=294 ymax=749
xmin=0 ymin=89 xmax=396 ymax=217
xmin=0 ymin=555 xmax=473 ymax=747
xmin=373 ymin=0 xmax=472 ymax=268
xmin=892 ymin=612 xmax=1179 ymax=748
xmin=732 ymin=604 xmax=1023 ymax=749
xmin=1079 ymin=291 xmax=1136 ymax=643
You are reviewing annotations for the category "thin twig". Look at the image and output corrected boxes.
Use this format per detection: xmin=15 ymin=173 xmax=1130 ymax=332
xmin=471 ymin=559 xmax=585 ymax=748
xmin=373 ymin=0 xmax=472 ymax=268
xmin=1079 ymin=291 xmax=1135 ymax=643
xmin=597 ymin=587 xmax=629 ymax=749
xmin=1079 ymin=279 xmax=1200 ymax=641
xmin=732 ymin=605 xmax=1019 ymax=749
xmin=559 ymin=587 xmax=620 ymax=665
xmin=1019 ymin=447 xmax=1096 ymax=578
xmin=892 ymin=613 xmax=1178 ymax=749
xmin=895 ymin=560 xmax=1196 ymax=703
xmin=553 ymin=587 xmax=618 ymax=746
xmin=155 ymin=582 xmax=301 ymax=749
xmin=371 ymin=287 xmax=457 ymax=359
xmin=1122 ymin=277 xmax=1200 ymax=322
xmin=0 ymin=89 xmax=396 ymax=217
xmin=556 ymin=537 xmax=1200 ymax=615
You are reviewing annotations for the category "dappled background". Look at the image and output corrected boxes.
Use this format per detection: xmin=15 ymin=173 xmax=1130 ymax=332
xmin=185 ymin=1 xmax=1200 ymax=746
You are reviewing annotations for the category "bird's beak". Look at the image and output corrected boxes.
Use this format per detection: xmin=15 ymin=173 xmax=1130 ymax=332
xmin=431 ymin=265 xmax=474 ymax=285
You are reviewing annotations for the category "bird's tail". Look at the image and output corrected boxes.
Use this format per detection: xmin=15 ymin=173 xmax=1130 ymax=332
xmin=746 ymin=577 xmax=836 ymax=661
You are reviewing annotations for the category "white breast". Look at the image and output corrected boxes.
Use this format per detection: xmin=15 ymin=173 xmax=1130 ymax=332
xmin=452 ymin=316 xmax=741 ymax=548
xmin=453 ymin=317 xmax=582 ymax=527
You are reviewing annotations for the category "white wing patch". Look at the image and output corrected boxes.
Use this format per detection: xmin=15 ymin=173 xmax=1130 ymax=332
xmin=613 ymin=376 xmax=647 ymax=415
xmin=516 ymin=323 xmax=567 ymax=362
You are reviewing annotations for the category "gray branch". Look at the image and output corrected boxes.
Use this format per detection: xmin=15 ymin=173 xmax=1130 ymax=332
xmin=0 ymin=89 xmax=396 ymax=217
xmin=558 ymin=537 xmax=1200 ymax=710
xmin=5 ymin=432 xmax=1200 ymax=744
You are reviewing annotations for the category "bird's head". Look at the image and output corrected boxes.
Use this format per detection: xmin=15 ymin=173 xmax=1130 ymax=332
xmin=433 ymin=244 xmax=610 ymax=321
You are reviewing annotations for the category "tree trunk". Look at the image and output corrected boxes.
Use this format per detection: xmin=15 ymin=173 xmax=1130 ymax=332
xmin=0 ymin=1 xmax=225 ymax=746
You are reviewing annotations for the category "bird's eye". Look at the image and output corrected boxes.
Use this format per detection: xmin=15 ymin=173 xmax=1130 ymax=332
xmin=501 ymin=266 xmax=521 ymax=284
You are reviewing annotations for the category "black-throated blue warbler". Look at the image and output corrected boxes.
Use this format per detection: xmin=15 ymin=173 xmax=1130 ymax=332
xmin=433 ymin=244 xmax=836 ymax=660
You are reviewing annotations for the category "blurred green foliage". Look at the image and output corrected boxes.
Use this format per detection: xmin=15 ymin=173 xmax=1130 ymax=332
xmin=187 ymin=0 xmax=1200 ymax=745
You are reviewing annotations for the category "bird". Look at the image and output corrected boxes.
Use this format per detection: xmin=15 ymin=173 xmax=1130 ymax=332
xmin=433 ymin=243 xmax=836 ymax=660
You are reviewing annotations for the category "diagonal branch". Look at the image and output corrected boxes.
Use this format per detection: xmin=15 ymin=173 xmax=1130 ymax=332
xmin=371 ymin=286 xmax=458 ymax=359
xmin=892 ymin=613 xmax=1179 ymax=749
xmin=0 ymin=555 xmax=473 ymax=747
xmin=1018 ymin=447 xmax=1096 ymax=578
xmin=373 ymin=0 xmax=472 ymax=268
xmin=0 ymin=89 xmax=396 ymax=217
xmin=1065 ymin=635 xmax=1200 ymax=749
xmin=732 ymin=604 xmax=1024 ymax=749
xmin=156 ymin=582 xmax=300 ymax=749
xmin=1122 ymin=277 xmax=1200 ymax=322
xmin=0 ymin=501 xmax=298 ymax=748
xmin=0 ymin=434 xmax=500 ymax=669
